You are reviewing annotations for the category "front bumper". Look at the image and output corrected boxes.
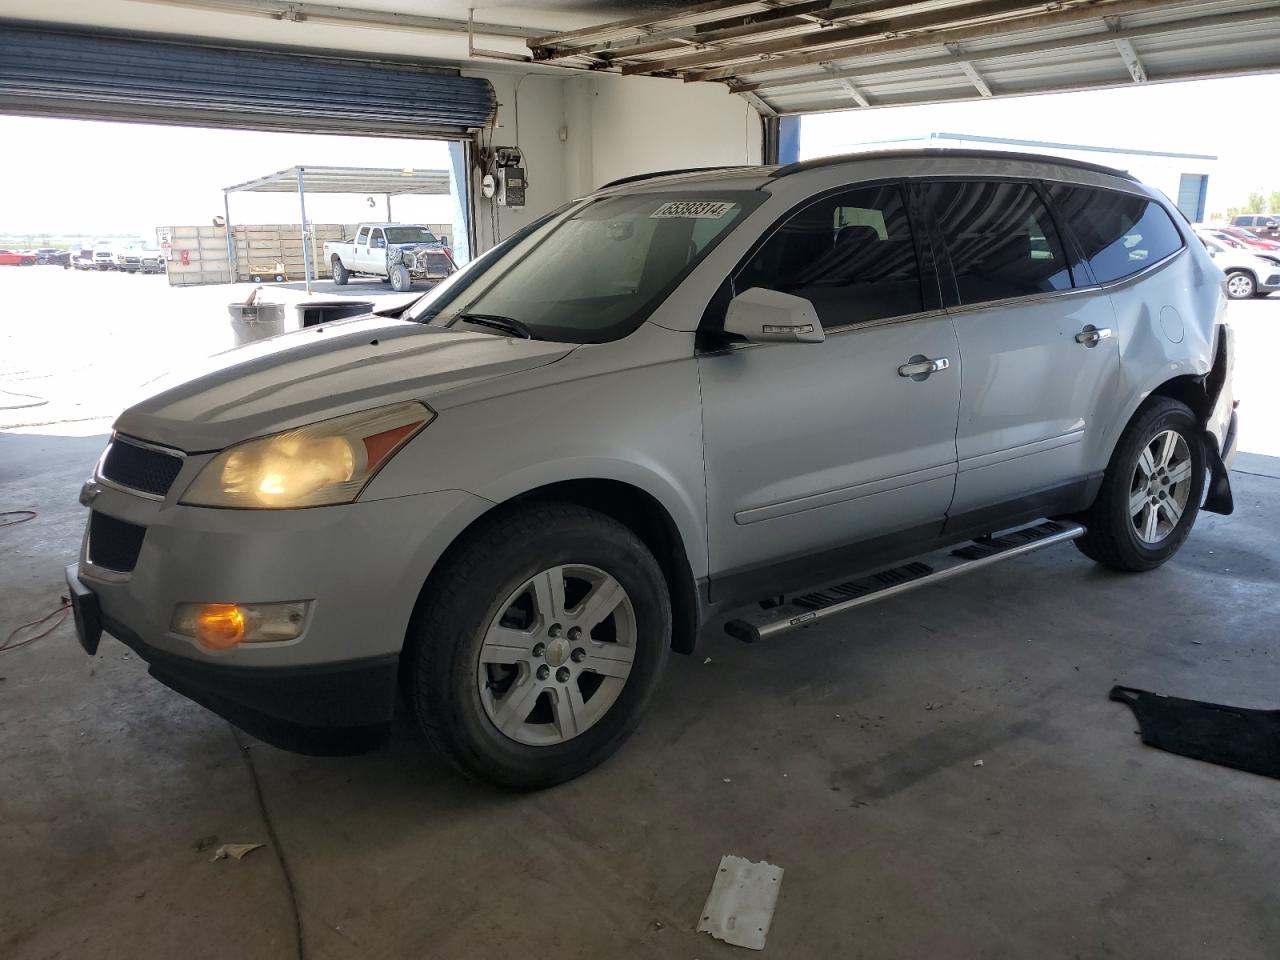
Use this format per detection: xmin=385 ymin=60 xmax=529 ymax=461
xmin=71 ymin=478 xmax=493 ymax=751
xmin=68 ymin=562 xmax=398 ymax=753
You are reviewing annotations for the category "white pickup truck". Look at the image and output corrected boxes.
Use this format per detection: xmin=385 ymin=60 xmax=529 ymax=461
xmin=324 ymin=224 xmax=456 ymax=292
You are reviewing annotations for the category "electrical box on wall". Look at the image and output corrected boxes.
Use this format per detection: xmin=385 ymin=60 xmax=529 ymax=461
xmin=480 ymin=146 xmax=526 ymax=210
xmin=497 ymin=165 xmax=526 ymax=209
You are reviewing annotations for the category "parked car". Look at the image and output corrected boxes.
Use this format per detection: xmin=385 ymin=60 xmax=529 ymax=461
xmin=115 ymin=247 xmax=144 ymax=273
xmin=48 ymin=249 xmax=72 ymax=268
xmin=31 ymin=247 xmax=64 ymax=264
xmin=72 ymin=247 xmax=95 ymax=271
xmin=92 ymin=248 xmax=116 ymax=270
xmin=0 ymin=248 xmax=36 ymax=266
xmin=68 ymin=151 xmax=1237 ymax=789
xmin=140 ymin=249 xmax=166 ymax=274
xmin=1232 ymin=213 xmax=1280 ymax=240
xmin=1195 ymin=229 xmax=1280 ymax=298
xmin=1211 ymin=224 xmax=1280 ymax=252
xmin=325 ymin=223 xmax=456 ymax=292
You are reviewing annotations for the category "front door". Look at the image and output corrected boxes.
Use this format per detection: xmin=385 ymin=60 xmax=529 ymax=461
xmin=920 ymin=179 xmax=1121 ymax=520
xmin=700 ymin=182 xmax=961 ymax=601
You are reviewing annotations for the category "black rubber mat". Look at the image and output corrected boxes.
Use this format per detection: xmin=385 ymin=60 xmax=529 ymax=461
xmin=1110 ymin=686 xmax=1280 ymax=780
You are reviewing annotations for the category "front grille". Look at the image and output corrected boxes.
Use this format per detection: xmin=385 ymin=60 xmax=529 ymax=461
xmin=88 ymin=512 xmax=146 ymax=573
xmin=422 ymin=251 xmax=452 ymax=273
xmin=100 ymin=436 xmax=183 ymax=497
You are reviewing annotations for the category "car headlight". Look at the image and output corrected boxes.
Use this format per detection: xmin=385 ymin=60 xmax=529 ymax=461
xmin=181 ymin=400 xmax=433 ymax=508
xmin=402 ymin=251 xmax=416 ymax=267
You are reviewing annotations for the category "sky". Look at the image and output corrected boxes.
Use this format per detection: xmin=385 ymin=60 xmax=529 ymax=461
xmin=800 ymin=74 xmax=1280 ymax=219
xmin=3 ymin=72 xmax=1278 ymax=241
xmin=4 ymin=116 xmax=457 ymax=241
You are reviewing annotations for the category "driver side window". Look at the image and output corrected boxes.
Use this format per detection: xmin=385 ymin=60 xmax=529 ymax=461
xmin=736 ymin=184 xmax=924 ymax=329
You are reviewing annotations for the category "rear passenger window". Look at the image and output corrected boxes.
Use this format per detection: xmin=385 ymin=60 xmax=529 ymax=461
xmin=1046 ymin=185 xmax=1183 ymax=284
xmin=736 ymin=184 xmax=923 ymax=328
xmin=926 ymin=180 xmax=1072 ymax=306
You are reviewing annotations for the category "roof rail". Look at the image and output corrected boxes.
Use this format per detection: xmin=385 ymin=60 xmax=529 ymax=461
xmin=771 ymin=148 xmax=1138 ymax=182
xmin=599 ymin=166 xmax=748 ymax=189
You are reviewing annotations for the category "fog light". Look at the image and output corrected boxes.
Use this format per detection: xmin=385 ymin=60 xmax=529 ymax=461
xmin=171 ymin=601 xmax=310 ymax=651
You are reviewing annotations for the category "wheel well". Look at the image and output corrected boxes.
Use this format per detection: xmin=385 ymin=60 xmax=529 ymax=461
xmin=1148 ymin=374 xmax=1211 ymax=422
xmin=411 ymin=480 xmax=701 ymax=659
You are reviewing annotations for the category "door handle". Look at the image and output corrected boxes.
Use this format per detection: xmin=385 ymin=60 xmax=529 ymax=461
xmin=1075 ymin=325 xmax=1113 ymax=347
xmin=898 ymin=356 xmax=951 ymax=381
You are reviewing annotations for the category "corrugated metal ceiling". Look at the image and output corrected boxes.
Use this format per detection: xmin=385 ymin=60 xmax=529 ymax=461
xmin=527 ymin=0 xmax=1280 ymax=115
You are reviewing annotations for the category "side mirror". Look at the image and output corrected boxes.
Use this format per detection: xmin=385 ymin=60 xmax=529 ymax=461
xmin=724 ymin=287 xmax=825 ymax=344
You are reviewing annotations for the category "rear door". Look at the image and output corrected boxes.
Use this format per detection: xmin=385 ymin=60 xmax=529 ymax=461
xmin=700 ymin=182 xmax=961 ymax=599
xmin=922 ymin=179 xmax=1121 ymax=525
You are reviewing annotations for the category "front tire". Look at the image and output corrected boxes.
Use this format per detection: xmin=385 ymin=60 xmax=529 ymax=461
xmin=407 ymin=503 xmax=671 ymax=789
xmin=389 ymin=264 xmax=411 ymax=292
xmin=1075 ymin=397 xmax=1206 ymax=572
xmin=331 ymin=257 xmax=349 ymax=285
xmin=1225 ymin=270 xmax=1256 ymax=300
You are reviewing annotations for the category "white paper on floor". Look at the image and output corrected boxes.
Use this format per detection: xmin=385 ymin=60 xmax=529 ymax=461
xmin=697 ymin=854 xmax=784 ymax=950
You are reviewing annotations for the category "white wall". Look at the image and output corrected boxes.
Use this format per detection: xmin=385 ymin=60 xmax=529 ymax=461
xmin=463 ymin=68 xmax=764 ymax=253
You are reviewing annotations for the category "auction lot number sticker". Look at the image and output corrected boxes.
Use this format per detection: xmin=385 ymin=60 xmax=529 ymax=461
xmin=650 ymin=201 xmax=735 ymax=219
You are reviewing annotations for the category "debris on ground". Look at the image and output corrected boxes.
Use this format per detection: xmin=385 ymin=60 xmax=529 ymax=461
xmin=703 ymin=657 xmax=712 ymax=664
xmin=973 ymin=759 xmax=985 ymax=767
xmin=193 ymin=835 xmax=219 ymax=852
xmin=212 ymin=843 xmax=264 ymax=862
xmin=697 ymin=854 xmax=784 ymax=951
xmin=722 ymin=777 xmax=732 ymax=783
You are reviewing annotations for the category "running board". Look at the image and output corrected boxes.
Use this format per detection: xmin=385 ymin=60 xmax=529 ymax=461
xmin=724 ymin=519 xmax=1085 ymax=644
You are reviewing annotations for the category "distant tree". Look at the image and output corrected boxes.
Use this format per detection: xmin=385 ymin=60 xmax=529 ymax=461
xmin=1245 ymin=191 xmax=1267 ymax=214
xmin=1270 ymin=191 xmax=1280 ymax=213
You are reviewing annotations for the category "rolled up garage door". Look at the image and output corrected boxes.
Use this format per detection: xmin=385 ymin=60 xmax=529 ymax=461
xmin=0 ymin=22 xmax=496 ymax=137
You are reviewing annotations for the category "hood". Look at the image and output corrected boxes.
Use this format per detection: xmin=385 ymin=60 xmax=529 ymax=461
xmin=114 ymin=315 xmax=574 ymax=451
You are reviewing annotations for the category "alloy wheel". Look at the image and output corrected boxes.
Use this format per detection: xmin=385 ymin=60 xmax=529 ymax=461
xmin=1227 ymin=273 xmax=1254 ymax=298
xmin=1129 ymin=429 xmax=1193 ymax=545
xmin=477 ymin=564 xmax=637 ymax=746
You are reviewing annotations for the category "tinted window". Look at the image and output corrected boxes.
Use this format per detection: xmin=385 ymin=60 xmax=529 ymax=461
xmin=927 ymin=181 xmax=1072 ymax=306
xmin=1046 ymin=185 xmax=1183 ymax=284
xmin=736 ymin=184 xmax=923 ymax=327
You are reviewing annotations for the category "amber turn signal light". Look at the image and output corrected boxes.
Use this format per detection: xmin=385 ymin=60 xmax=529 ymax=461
xmin=193 ymin=604 xmax=246 ymax=650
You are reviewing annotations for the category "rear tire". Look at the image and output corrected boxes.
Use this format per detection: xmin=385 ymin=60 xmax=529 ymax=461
xmin=1075 ymin=397 xmax=1206 ymax=572
xmin=407 ymin=503 xmax=671 ymax=790
xmin=331 ymin=257 xmax=349 ymax=285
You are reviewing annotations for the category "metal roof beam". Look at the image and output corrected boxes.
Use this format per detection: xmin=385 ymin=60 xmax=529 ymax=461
xmin=129 ymin=0 xmax=538 ymax=39
xmin=821 ymin=61 xmax=870 ymax=105
xmin=1113 ymin=36 xmax=1148 ymax=81
xmin=947 ymin=44 xmax=993 ymax=96
xmin=685 ymin=0 xmax=1208 ymax=81
xmin=625 ymin=0 xmax=1082 ymax=77
xmin=735 ymin=6 xmax=1280 ymax=92
xmin=527 ymin=0 xmax=776 ymax=51
xmin=764 ymin=58 xmax=1280 ymax=114
xmin=532 ymin=0 xmax=839 ymax=62
xmin=737 ymin=89 xmax=780 ymax=116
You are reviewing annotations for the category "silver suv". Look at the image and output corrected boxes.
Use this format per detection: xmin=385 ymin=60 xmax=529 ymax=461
xmin=67 ymin=151 xmax=1238 ymax=788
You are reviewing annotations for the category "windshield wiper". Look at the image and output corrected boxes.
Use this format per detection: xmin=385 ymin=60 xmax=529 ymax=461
xmin=456 ymin=312 xmax=537 ymax=340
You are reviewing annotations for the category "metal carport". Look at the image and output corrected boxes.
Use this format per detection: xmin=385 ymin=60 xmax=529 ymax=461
xmin=222 ymin=165 xmax=453 ymax=293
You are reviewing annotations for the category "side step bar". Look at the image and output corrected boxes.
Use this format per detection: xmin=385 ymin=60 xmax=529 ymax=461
xmin=724 ymin=519 xmax=1085 ymax=643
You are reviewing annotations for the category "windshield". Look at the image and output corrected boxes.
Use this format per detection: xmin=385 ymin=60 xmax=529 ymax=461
xmin=385 ymin=227 xmax=438 ymax=244
xmin=407 ymin=192 xmax=761 ymax=343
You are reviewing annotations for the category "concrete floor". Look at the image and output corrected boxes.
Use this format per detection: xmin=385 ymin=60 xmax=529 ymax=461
xmin=4 ymin=270 xmax=1280 ymax=959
